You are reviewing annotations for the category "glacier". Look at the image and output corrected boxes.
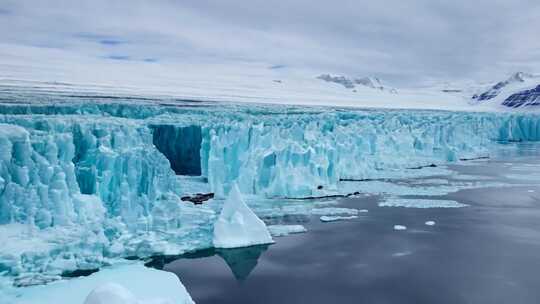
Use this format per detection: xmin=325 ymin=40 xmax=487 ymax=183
xmin=1 ymin=95 xmax=540 ymax=286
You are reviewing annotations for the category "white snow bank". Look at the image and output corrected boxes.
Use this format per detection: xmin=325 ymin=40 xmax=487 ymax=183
xmin=379 ymin=198 xmax=468 ymax=208
xmin=213 ymin=183 xmax=273 ymax=248
xmin=320 ymin=215 xmax=358 ymax=222
xmin=5 ymin=263 xmax=194 ymax=304
xmin=267 ymin=224 xmax=307 ymax=237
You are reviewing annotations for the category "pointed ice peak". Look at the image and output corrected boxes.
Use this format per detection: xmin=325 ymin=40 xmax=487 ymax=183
xmin=213 ymin=183 xmax=273 ymax=249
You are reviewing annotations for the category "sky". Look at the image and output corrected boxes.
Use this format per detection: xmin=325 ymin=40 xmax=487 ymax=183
xmin=0 ymin=0 xmax=539 ymax=89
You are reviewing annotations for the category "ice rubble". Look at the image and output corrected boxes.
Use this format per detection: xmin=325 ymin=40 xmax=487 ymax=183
xmin=213 ymin=184 xmax=273 ymax=248
xmin=1 ymin=101 xmax=540 ymax=281
xmin=379 ymin=198 xmax=468 ymax=208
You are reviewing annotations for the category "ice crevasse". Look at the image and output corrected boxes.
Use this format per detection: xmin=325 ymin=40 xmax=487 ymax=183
xmin=1 ymin=100 xmax=540 ymax=281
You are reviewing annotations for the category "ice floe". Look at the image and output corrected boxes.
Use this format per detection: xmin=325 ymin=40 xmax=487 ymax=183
xmin=379 ymin=198 xmax=468 ymax=208
xmin=267 ymin=224 xmax=307 ymax=237
xmin=320 ymin=215 xmax=358 ymax=222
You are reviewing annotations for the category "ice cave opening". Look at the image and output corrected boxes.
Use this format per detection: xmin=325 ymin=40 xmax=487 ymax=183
xmin=151 ymin=125 xmax=203 ymax=176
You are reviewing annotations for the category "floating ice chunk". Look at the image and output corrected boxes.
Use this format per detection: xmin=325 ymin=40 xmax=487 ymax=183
xmin=267 ymin=224 xmax=307 ymax=237
xmin=379 ymin=198 xmax=468 ymax=208
xmin=392 ymin=251 xmax=412 ymax=257
xmin=5 ymin=263 xmax=194 ymax=304
xmin=311 ymin=207 xmax=359 ymax=216
xmin=359 ymin=209 xmax=369 ymax=213
xmin=320 ymin=215 xmax=358 ymax=222
xmin=213 ymin=183 xmax=273 ymax=248
xmin=425 ymin=221 xmax=436 ymax=226
xmin=393 ymin=225 xmax=407 ymax=231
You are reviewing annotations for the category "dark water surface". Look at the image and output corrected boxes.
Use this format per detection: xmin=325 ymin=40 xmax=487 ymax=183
xmin=160 ymin=145 xmax=540 ymax=304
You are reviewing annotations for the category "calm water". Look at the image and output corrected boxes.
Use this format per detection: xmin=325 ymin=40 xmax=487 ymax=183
xmin=154 ymin=144 xmax=540 ymax=304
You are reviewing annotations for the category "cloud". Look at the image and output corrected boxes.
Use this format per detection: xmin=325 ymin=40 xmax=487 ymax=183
xmin=106 ymin=55 xmax=130 ymax=61
xmin=0 ymin=0 xmax=539 ymax=86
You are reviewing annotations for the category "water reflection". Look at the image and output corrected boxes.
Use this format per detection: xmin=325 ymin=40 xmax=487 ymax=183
xmin=146 ymin=244 xmax=270 ymax=281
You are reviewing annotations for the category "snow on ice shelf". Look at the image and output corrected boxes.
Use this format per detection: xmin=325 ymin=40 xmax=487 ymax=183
xmin=1 ymin=99 xmax=540 ymax=282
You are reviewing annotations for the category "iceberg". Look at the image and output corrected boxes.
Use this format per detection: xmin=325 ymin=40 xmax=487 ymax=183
xmin=213 ymin=183 xmax=273 ymax=248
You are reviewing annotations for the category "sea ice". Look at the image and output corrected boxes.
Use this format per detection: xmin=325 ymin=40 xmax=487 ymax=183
xmin=379 ymin=198 xmax=468 ymax=208
xmin=311 ymin=207 xmax=359 ymax=216
xmin=3 ymin=263 xmax=194 ymax=304
xmin=213 ymin=183 xmax=274 ymax=248
xmin=320 ymin=215 xmax=358 ymax=222
xmin=394 ymin=225 xmax=407 ymax=231
xmin=267 ymin=224 xmax=307 ymax=237
xmin=425 ymin=221 xmax=436 ymax=226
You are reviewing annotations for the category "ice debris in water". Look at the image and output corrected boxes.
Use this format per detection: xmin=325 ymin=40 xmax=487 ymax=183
xmin=320 ymin=215 xmax=358 ymax=222
xmin=311 ymin=207 xmax=359 ymax=216
xmin=425 ymin=221 xmax=436 ymax=226
xmin=379 ymin=198 xmax=468 ymax=208
xmin=394 ymin=225 xmax=407 ymax=231
xmin=213 ymin=183 xmax=274 ymax=248
xmin=267 ymin=224 xmax=307 ymax=237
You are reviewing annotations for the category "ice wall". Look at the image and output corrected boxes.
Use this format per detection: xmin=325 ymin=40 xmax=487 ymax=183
xmin=0 ymin=115 xmax=215 ymax=278
xmin=203 ymin=111 xmax=540 ymax=197
xmin=1 ymin=100 xmax=540 ymax=280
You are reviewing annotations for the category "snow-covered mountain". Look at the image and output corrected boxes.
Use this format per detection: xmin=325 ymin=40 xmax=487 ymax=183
xmin=317 ymin=74 xmax=397 ymax=93
xmin=470 ymin=72 xmax=540 ymax=108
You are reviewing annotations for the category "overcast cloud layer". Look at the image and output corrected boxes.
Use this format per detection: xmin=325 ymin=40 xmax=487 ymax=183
xmin=1 ymin=0 xmax=539 ymax=86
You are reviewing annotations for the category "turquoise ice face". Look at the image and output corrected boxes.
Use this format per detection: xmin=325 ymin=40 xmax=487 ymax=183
xmin=1 ymin=93 xmax=540 ymax=281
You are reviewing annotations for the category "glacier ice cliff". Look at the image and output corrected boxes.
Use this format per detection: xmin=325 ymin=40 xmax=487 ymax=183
xmin=1 ymin=94 xmax=540 ymax=283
